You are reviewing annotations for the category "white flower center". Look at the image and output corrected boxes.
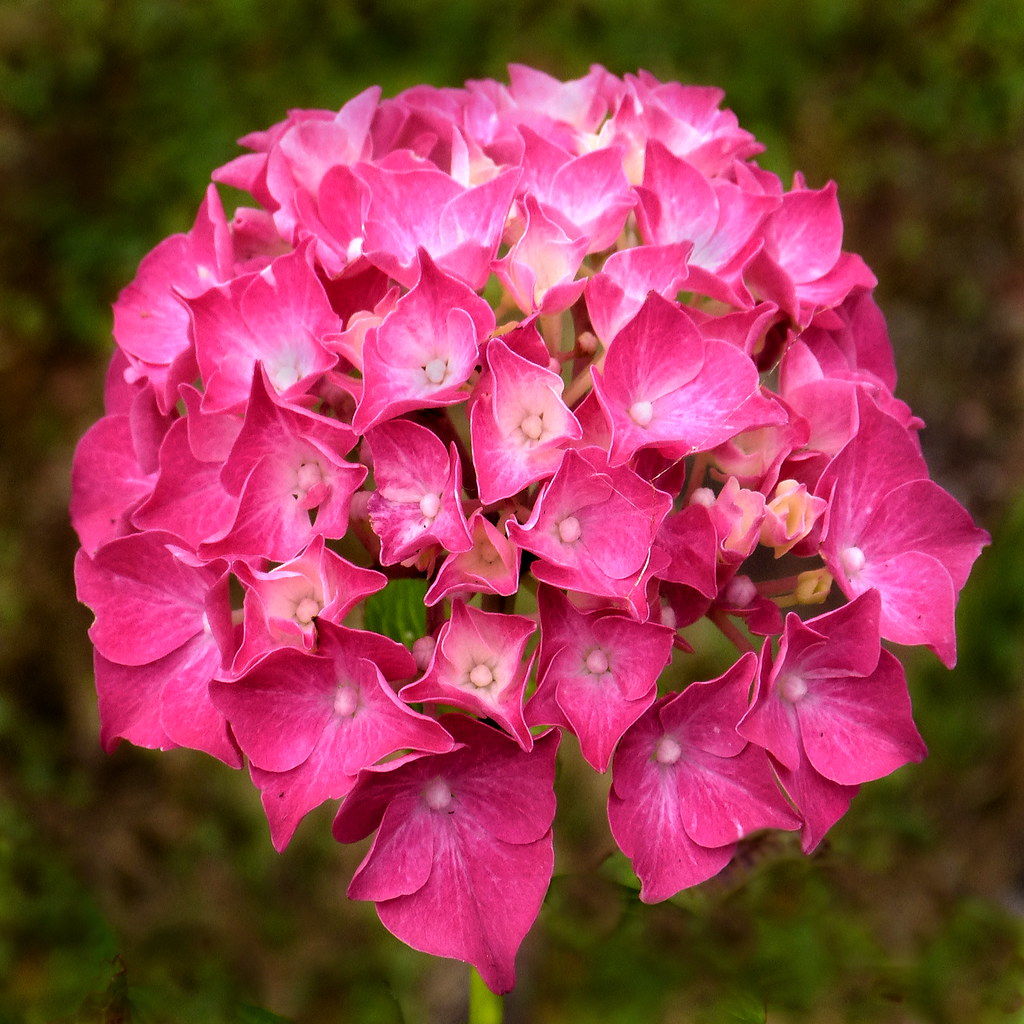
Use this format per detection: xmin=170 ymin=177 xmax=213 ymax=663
xmin=294 ymin=597 xmax=321 ymax=625
xmin=585 ymin=649 xmax=609 ymax=675
xmin=333 ymin=684 xmax=359 ymax=717
xmin=654 ymin=735 xmax=682 ymax=765
xmin=520 ymin=412 xmax=544 ymax=441
xmin=629 ymin=400 xmax=654 ymax=427
xmin=780 ymin=674 xmax=808 ymax=703
xmin=423 ymin=777 xmax=453 ymax=812
xmin=840 ymin=545 xmax=866 ymax=578
xmin=469 ymin=663 xmax=495 ymax=688
xmin=424 ymin=357 xmax=448 ymax=385
xmin=557 ymin=515 xmax=582 ymax=544
xmin=419 ymin=492 xmax=441 ymax=520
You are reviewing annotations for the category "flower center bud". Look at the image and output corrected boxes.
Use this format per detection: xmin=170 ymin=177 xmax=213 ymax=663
xmin=424 ymin=357 xmax=448 ymax=385
xmin=346 ymin=236 xmax=364 ymax=263
xmin=557 ymin=515 xmax=582 ymax=544
xmin=296 ymin=461 xmax=323 ymax=492
xmin=294 ymin=597 xmax=321 ymax=625
xmin=419 ymin=492 xmax=441 ymax=520
xmin=423 ymin=777 xmax=453 ymax=812
xmin=293 ymin=461 xmax=327 ymax=508
xmin=780 ymin=674 xmax=808 ymax=703
xmin=689 ymin=487 xmax=716 ymax=508
xmin=585 ymin=648 xmax=609 ymax=675
xmin=654 ymin=735 xmax=682 ymax=765
xmin=629 ymin=400 xmax=654 ymax=427
xmin=840 ymin=545 xmax=866 ymax=578
xmin=412 ymin=635 xmax=437 ymax=671
xmin=469 ymin=662 xmax=495 ymax=688
xmin=333 ymin=684 xmax=359 ymax=717
xmin=724 ymin=575 xmax=757 ymax=608
xmin=521 ymin=413 xmax=544 ymax=441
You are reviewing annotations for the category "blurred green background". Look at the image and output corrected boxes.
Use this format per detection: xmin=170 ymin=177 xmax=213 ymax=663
xmin=2 ymin=0 xmax=1023 ymax=1020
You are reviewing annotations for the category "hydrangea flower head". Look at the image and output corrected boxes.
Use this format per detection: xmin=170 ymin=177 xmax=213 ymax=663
xmin=72 ymin=65 xmax=989 ymax=992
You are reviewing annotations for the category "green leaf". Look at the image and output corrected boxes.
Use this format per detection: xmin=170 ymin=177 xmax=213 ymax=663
xmin=232 ymin=1005 xmax=296 ymax=1024
xmin=363 ymin=578 xmax=429 ymax=648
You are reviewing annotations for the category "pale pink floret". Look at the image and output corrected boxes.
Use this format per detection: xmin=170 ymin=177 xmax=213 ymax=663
xmin=74 ymin=532 xmax=239 ymax=765
xmin=739 ymin=592 xmax=927 ymax=850
xmin=333 ymin=715 xmax=560 ymax=994
xmin=609 ymin=655 xmax=800 ymax=902
xmin=401 ymin=600 xmax=536 ymax=750
xmin=699 ymin=475 xmax=767 ymax=563
xmin=493 ymin=194 xmax=589 ymax=315
xmin=591 ymin=293 xmax=784 ymax=467
xmin=366 ymin=419 xmax=472 ymax=565
xmin=211 ymin=619 xmax=451 ymax=850
xmin=760 ymin=479 xmax=827 ymax=557
xmin=188 ymin=243 xmax=341 ymax=414
xmin=424 ymin=510 xmax=521 ymax=606
xmin=527 ymin=586 xmax=674 ymax=771
xmin=354 ymin=253 xmax=494 ymax=432
xmin=470 ymin=337 xmax=582 ymax=504
xmin=817 ymin=395 xmax=989 ymax=666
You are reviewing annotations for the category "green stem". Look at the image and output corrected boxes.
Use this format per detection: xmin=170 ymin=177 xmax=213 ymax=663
xmin=708 ymin=607 xmax=754 ymax=654
xmin=469 ymin=967 xmax=503 ymax=1024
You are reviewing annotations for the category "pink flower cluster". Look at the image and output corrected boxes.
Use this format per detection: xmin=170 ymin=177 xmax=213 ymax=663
xmin=72 ymin=65 xmax=989 ymax=992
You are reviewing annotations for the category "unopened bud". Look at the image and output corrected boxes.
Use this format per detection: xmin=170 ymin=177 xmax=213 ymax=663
xmin=795 ymin=568 xmax=833 ymax=605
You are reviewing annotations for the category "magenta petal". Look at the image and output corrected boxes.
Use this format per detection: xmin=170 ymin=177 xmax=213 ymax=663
xmin=554 ymin=670 xmax=655 ymax=773
xmin=667 ymin=653 xmax=757 ymax=759
xmin=75 ymin=534 xmax=218 ymax=666
xmin=860 ymin=478 xmax=988 ymax=593
xmin=673 ymin=743 xmax=798 ymax=848
xmin=445 ymin=727 xmax=560 ymax=845
xmin=93 ymin=651 xmax=175 ymax=754
xmin=157 ymin=634 xmax=242 ymax=766
xmin=375 ymin=825 xmax=553 ymax=993
xmin=210 ymin=647 xmax=335 ymax=772
xmin=859 ymin=550 xmax=958 ymax=665
xmin=338 ymin=718 xmax=559 ymax=992
xmin=772 ymin=745 xmax=859 ymax=854
xmin=70 ymin=414 xmax=154 ymax=554
xmin=797 ymin=649 xmax=927 ymax=785
xmin=608 ymin=771 xmax=734 ymax=903
xmin=347 ymin=794 xmax=438 ymax=900
xmin=737 ymin=646 xmax=804 ymax=772
xmin=252 ymin=758 xmax=359 ymax=852
xmin=131 ymin=418 xmax=236 ymax=547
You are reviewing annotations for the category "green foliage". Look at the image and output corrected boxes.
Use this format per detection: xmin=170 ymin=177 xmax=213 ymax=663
xmin=364 ymin=578 xmax=429 ymax=648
